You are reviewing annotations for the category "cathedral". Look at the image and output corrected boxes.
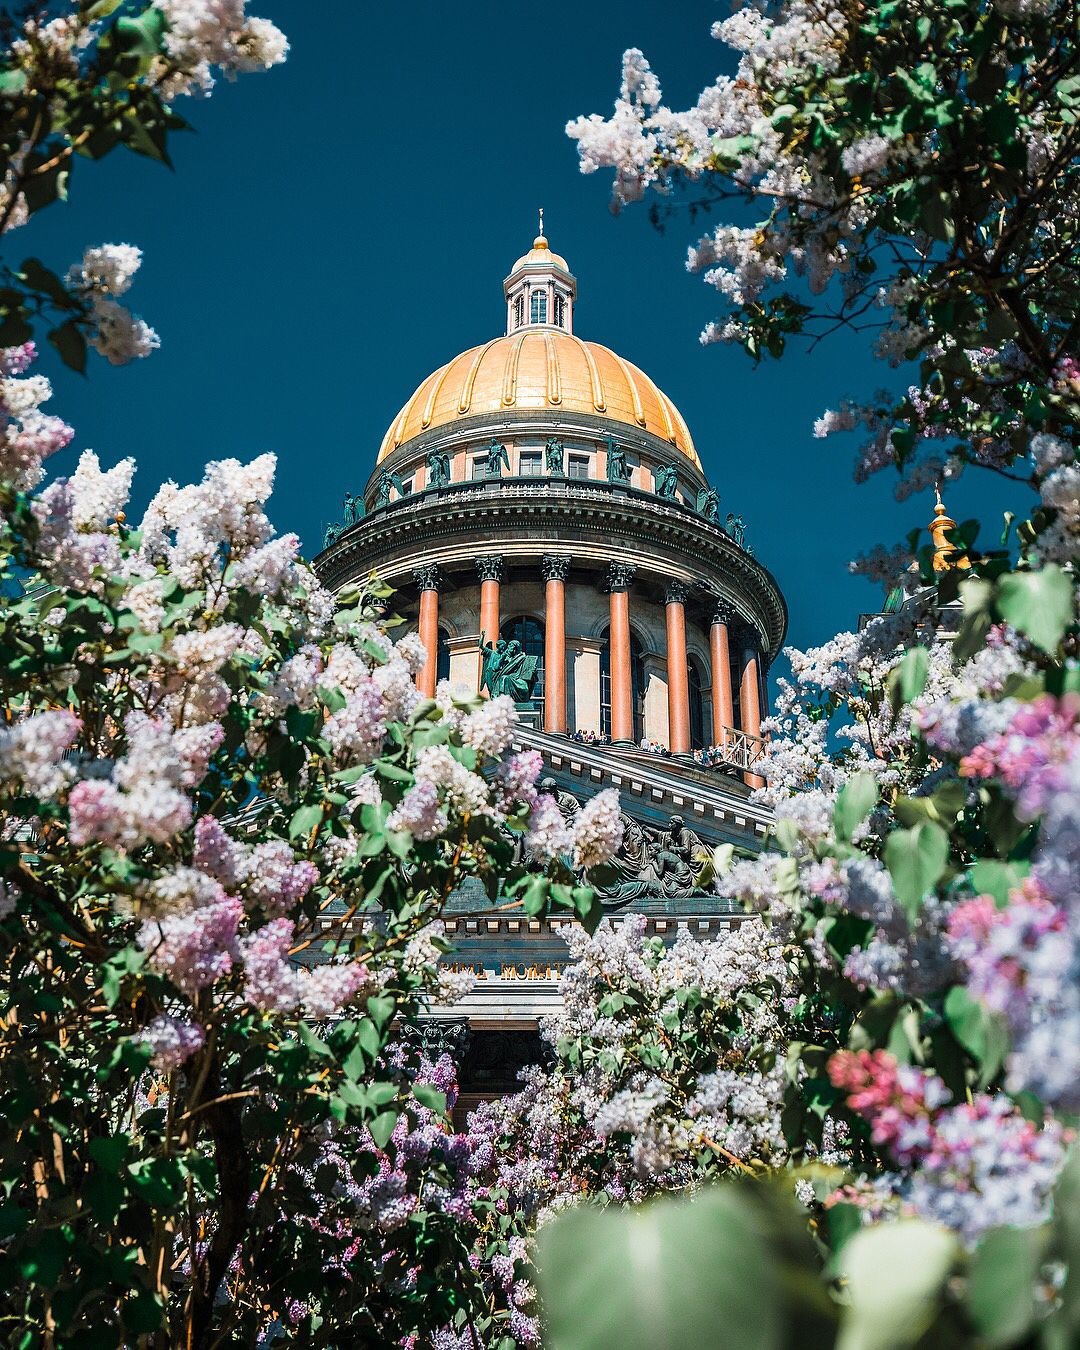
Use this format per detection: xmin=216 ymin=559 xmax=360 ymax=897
xmin=314 ymin=228 xmax=787 ymax=1111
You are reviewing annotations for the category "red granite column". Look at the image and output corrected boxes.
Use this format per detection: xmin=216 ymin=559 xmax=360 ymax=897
xmin=665 ymin=581 xmax=691 ymax=753
xmin=739 ymin=627 xmax=764 ymax=788
xmin=476 ymin=556 xmax=503 ymax=692
xmin=413 ymin=564 xmax=441 ymax=698
xmin=542 ymin=554 xmax=571 ymax=733
xmin=607 ymin=562 xmax=636 ymax=742
xmin=709 ymin=601 xmax=735 ymax=748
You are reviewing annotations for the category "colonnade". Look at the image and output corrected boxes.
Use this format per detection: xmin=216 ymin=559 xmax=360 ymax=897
xmin=412 ymin=556 xmax=765 ymax=779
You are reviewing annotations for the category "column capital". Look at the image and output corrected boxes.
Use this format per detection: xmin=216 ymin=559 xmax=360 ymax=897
xmin=711 ymin=597 xmax=736 ymax=626
xmin=665 ymin=580 xmax=690 ymax=606
xmin=541 ymin=553 xmax=572 ymax=582
xmin=475 ymin=556 xmax=504 ymax=583
xmin=413 ymin=563 xmax=442 ymax=593
xmin=606 ymin=561 xmax=637 ymax=593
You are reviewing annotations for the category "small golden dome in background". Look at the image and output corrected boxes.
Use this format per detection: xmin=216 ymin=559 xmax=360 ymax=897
xmin=377 ymin=330 xmax=699 ymax=467
xmin=510 ymin=234 xmax=570 ymax=274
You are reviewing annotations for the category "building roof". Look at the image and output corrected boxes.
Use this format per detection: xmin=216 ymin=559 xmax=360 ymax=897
xmin=377 ymin=330 xmax=700 ymax=466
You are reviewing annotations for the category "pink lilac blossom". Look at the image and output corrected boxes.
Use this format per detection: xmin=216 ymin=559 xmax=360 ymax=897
xmin=386 ymin=780 xmax=448 ymax=840
xmin=136 ymin=1014 xmax=205 ymax=1070
xmin=493 ymin=749 xmax=544 ymax=815
xmin=138 ymin=895 xmax=243 ymax=996
xmin=960 ymin=693 xmax=1080 ymax=819
xmin=829 ymin=1049 xmax=1068 ymax=1244
xmin=323 ymin=679 xmax=388 ymax=763
xmin=524 ymin=793 xmax=572 ymax=862
xmin=68 ymin=713 xmax=222 ymax=848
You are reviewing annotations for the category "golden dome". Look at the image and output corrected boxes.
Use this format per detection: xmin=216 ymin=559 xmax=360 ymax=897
xmin=510 ymin=234 xmax=570 ymax=274
xmin=377 ymin=330 xmax=699 ymax=467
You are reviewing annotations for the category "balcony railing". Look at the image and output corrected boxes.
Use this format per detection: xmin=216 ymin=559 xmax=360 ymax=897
xmin=323 ymin=477 xmax=743 ymax=552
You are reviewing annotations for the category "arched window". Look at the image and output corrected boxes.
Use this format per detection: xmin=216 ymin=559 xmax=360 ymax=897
xmin=530 ymin=290 xmax=548 ymax=324
xmin=436 ymin=626 xmax=451 ymax=685
xmin=599 ymin=627 xmax=644 ymax=742
xmin=513 ymin=294 xmax=525 ymax=329
xmin=553 ymin=292 xmax=565 ymax=328
xmin=500 ymin=615 xmax=544 ymax=714
xmin=688 ymin=659 xmax=705 ymax=750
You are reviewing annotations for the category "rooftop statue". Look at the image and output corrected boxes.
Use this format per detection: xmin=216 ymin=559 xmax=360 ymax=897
xmin=697 ymin=487 xmax=720 ymax=521
xmin=654 ymin=463 xmax=679 ymax=500
xmin=544 ymin=437 xmax=565 ymax=475
xmin=323 ymin=522 xmax=342 ymax=548
xmin=485 ymin=439 xmax=510 ymax=477
xmin=725 ymin=512 xmax=747 ymax=547
xmin=375 ymin=469 xmax=405 ymax=508
xmin=604 ymin=433 xmax=630 ymax=483
xmin=478 ymin=633 xmax=539 ymax=702
xmin=342 ymin=491 xmax=365 ymax=525
xmin=426 ymin=450 xmax=451 ymax=488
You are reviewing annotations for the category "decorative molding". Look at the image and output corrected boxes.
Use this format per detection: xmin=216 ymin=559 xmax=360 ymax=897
xmin=413 ymin=563 xmax=441 ymax=593
xmin=475 ymin=555 xmax=504 ymax=583
xmin=606 ymin=562 xmax=637 ymax=592
xmin=665 ymin=580 xmax=690 ymax=606
xmin=541 ymin=553 xmax=572 ymax=582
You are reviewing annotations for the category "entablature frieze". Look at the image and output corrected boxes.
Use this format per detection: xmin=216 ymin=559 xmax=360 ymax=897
xmin=315 ymin=487 xmax=787 ymax=659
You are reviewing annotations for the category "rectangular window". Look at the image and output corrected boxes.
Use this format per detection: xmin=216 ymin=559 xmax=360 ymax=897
xmin=514 ymin=295 xmax=525 ymax=328
xmin=518 ymin=450 xmax=542 ymax=476
xmin=568 ymin=454 xmax=590 ymax=480
xmin=471 ymin=458 xmax=486 ymax=480
xmin=554 ymin=293 xmax=565 ymax=328
xmin=401 ymin=478 xmax=413 ymax=496
xmin=530 ymin=290 xmax=548 ymax=324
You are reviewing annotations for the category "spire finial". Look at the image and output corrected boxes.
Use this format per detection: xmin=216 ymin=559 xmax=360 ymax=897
xmin=538 ymin=206 xmax=544 ymax=239
xmin=929 ymin=482 xmax=970 ymax=573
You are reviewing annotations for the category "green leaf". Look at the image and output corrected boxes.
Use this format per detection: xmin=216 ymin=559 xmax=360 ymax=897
xmin=997 ymin=566 xmax=1074 ymax=654
xmin=368 ymin=1109 xmax=398 ymax=1149
xmin=837 ymin=1220 xmax=956 ymax=1350
xmin=943 ymin=986 xmax=1007 ymax=1088
xmin=366 ymin=994 xmax=395 ymax=1031
xmin=888 ymin=646 xmax=929 ymax=714
xmin=289 ymin=803 xmax=323 ymax=839
xmin=967 ymin=1225 xmax=1044 ymax=1345
xmin=970 ymin=858 xmax=1028 ymax=906
xmin=884 ymin=822 xmax=949 ymax=922
xmin=537 ymin=1188 xmax=785 ymax=1350
xmin=834 ymin=772 xmax=879 ymax=843
xmin=412 ymin=1084 xmax=447 ymax=1114
xmin=115 ymin=7 xmax=168 ymax=55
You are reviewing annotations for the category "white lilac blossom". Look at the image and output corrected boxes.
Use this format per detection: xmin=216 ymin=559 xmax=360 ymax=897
xmin=570 ymin=788 xmax=624 ymax=869
xmin=0 ymin=709 xmax=80 ymax=799
xmin=153 ymin=0 xmax=288 ymax=99
xmin=460 ymin=694 xmax=518 ymax=757
xmin=0 ymin=344 xmax=74 ymax=487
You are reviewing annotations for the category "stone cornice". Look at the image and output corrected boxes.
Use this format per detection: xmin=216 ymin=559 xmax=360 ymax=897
xmin=315 ymin=479 xmax=788 ymax=660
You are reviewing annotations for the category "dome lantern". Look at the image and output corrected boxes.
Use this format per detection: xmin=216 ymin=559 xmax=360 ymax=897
xmin=503 ymin=210 xmax=577 ymax=335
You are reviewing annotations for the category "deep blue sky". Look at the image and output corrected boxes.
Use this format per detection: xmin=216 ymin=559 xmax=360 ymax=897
xmin=23 ymin=0 xmax=1021 ymax=667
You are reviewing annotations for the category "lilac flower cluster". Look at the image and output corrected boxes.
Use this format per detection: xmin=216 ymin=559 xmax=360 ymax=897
xmin=829 ymin=1051 xmax=1068 ymax=1246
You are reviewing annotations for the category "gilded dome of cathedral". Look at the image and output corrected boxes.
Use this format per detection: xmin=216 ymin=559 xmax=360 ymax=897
xmin=376 ymin=227 xmax=700 ymax=468
xmin=377 ymin=331 xmax=699 ymax=467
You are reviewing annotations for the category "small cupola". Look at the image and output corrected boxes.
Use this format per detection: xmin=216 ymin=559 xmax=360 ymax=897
xmin=503 ymin=210 xmax=577 ymax=335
